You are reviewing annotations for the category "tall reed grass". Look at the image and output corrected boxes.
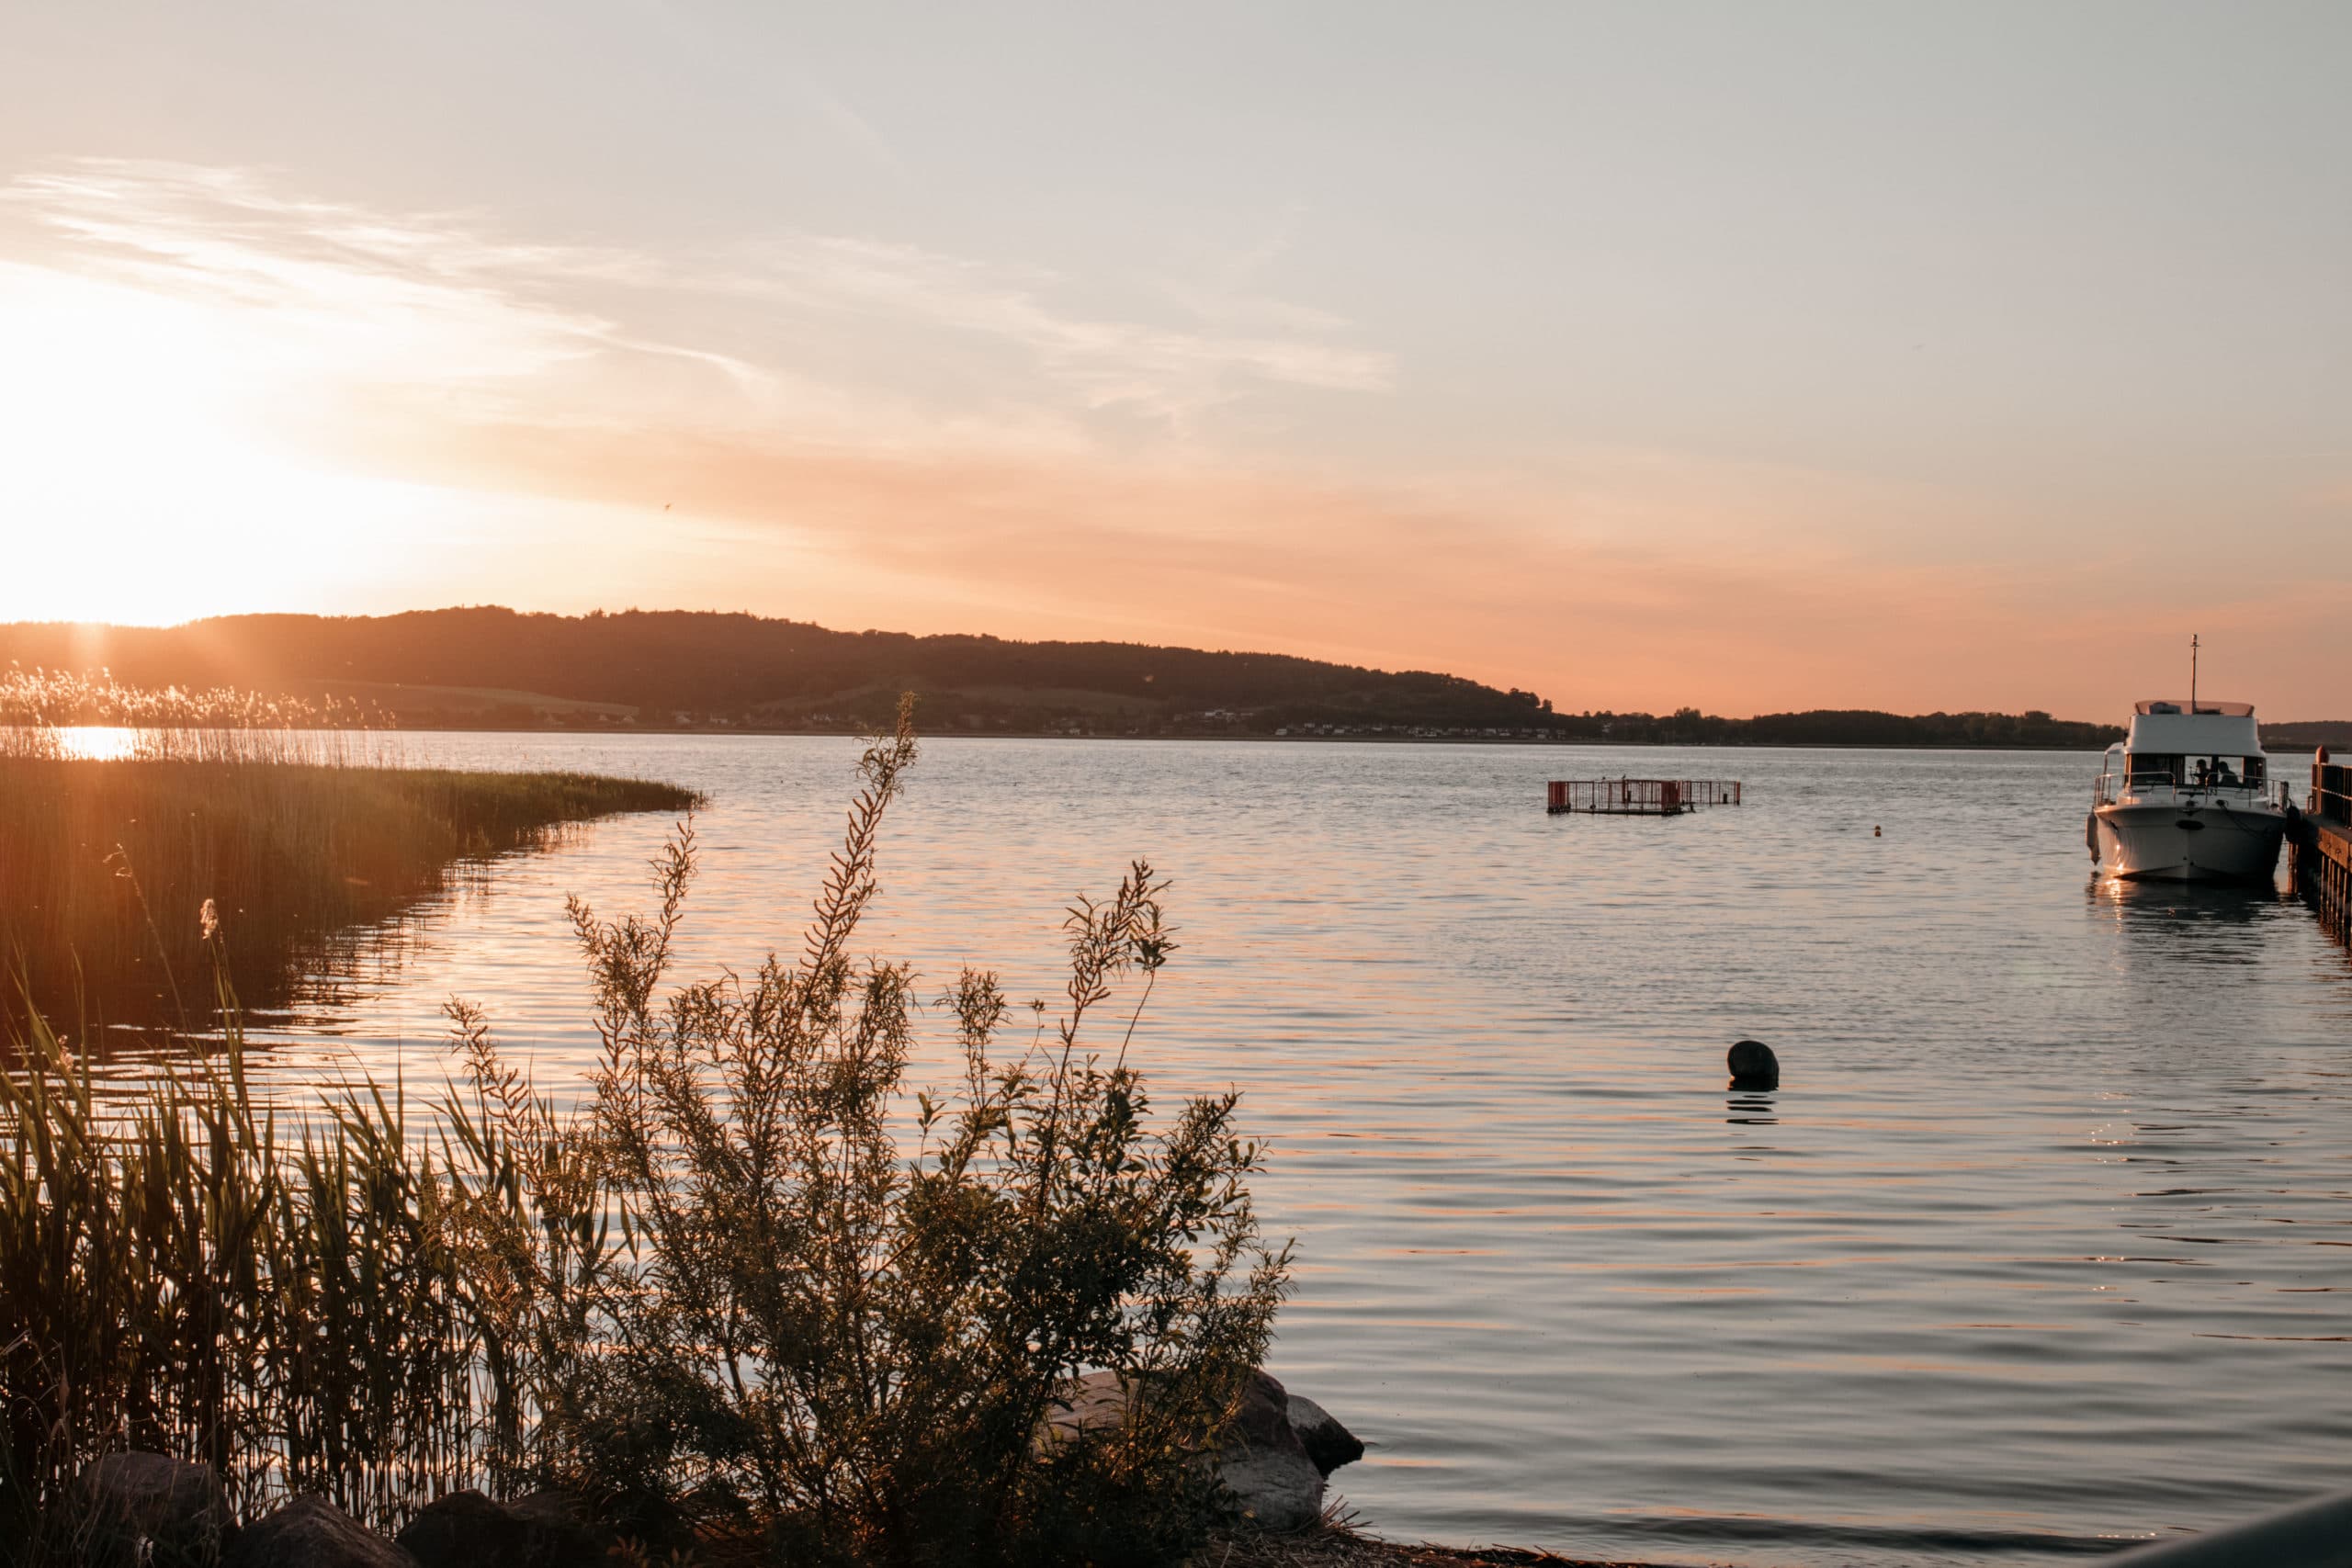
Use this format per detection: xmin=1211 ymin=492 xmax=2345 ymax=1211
xmin=1 ymin=665 xmax=392 ymax=766
xmin=1 ymin=665 xmax=702 ymax=1031
xmin=1 ymin=699 xmax=1288 ymax=1567
xmin=0 ymin=976 xmax=538 ymax=1562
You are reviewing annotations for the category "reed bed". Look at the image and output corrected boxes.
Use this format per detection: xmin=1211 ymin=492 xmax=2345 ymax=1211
xmin=1 ymin=665 xmax=395 ymax=766
xmin=0 ymin=987 xmax=538 ymax=1559
xmin=1 ymin=745 xmax=701 ymax=1032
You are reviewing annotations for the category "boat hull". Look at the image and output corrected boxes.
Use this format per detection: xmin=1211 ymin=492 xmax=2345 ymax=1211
xmin=2095 ymin=802 xmax=2284 ymax=884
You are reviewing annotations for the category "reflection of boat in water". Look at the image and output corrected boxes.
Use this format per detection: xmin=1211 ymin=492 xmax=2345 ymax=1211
xmin=2088 ymin=696 xmax=2290 ymax=885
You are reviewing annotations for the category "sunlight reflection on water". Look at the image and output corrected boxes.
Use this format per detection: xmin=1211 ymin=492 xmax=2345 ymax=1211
xmin=205 ymin=737 xmax=2352 ymax=1566
xmin=50 ymin=725 xmax=141 ymax=761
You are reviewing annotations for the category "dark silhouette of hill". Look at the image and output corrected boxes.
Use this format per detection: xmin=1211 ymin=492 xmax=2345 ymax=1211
xmin=0 ymin=608 xmax=2120 ymax=746
xmin=2260 ymin=720 xmax=2352 ymax=750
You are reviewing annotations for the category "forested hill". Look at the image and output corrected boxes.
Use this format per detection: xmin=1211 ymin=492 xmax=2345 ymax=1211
xmin=2 ymin=608 xmax=1555 ymax=734
xmin=2258 ymin=720 xmax=2352 ymax=750
xmin=0 ymin=608 xmax=2120 ymax=745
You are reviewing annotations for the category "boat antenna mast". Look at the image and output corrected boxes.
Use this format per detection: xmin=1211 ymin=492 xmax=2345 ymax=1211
xmin=2190 ymin=632 xmax=2199 ymax=713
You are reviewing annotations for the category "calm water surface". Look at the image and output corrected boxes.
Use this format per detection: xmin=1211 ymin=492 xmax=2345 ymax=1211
xmin=230 ymin=738 xmax=2352 ymax=1565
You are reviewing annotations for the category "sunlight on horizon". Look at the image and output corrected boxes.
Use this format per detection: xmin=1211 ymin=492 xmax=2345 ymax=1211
xmin=0 ymin=265 xmax=425 ymax=623
xmin=47 ymin=725 xmax=141 ymax=761
xmin=0 ymin=107 xmax=2344 ymax=714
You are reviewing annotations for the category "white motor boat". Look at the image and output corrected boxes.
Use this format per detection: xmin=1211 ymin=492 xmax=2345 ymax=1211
xmin=2089 ymin=698 xmax=2290 ymax=883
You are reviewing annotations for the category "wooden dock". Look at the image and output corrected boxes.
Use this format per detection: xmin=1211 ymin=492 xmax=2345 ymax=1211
xmin=2291 ymin=753 xmax=2352 ymax=941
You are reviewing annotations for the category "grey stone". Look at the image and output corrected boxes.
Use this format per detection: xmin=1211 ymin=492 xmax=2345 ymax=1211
xmin=223 ymin=1496 xmax=418 ymax=1568
xmin=73 ymin=1451 xmax=234 ymax=1568
xmin=1040 ymin=1368 xmax=1129 ymax=1447
xmin=1215 ymin=1446 xmax=1327 ymax=1534
xmin=1038 ymin=1366 xmax=1350 ymax=1534
xmin=1216 ymin=1371 xmax=1325 ymax=1533
xmin=1284 ymin=1393 xmax=1365 ymax=1477
xmin=395 ymin=1488 xmax=609 ymax=1568
xmin=1226 ymin=1370 xmax=1307 ymax=1457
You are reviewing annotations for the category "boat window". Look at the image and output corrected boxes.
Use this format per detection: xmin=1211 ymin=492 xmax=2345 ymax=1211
xmin=2125 ymin=753 xmax=2179 ymax=784
xmin=2182 ymin=756 xmax=2262 ymax=787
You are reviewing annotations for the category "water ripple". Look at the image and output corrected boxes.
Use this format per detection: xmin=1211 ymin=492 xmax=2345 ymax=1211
xmin=218 ymin=737 xmax=2352 ymax=1565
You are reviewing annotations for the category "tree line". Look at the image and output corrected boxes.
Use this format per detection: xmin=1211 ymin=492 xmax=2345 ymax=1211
xmin=0 ymin=608 xmax=2123 ymax=746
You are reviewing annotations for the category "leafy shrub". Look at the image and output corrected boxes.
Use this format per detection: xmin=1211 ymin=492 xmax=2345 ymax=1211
xmin=460 ymin=696 xmax=1291 ymax=1565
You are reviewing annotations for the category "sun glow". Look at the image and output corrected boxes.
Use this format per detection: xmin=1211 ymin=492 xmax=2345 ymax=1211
xmin=48 ymin=726 xmax=141 ymax=761
xmin=0 ymin=265 xmax=409 ymax=623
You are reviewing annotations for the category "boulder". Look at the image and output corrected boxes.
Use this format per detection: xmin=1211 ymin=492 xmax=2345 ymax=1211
xmin=393 ymin=1491 xmax=516 ymax=1567
xmin=73 ymin=1451 xmax=234 ymax=1568
xmin=1225 ymin=1370 xmax=1308 ymax=1456
xmin=1041 ymin=1368 xmax=1130 ymax=1446
xmin=1215 ymin=1371 xmax=1327 ymax=1534
xmin=223 ymin=1496 xmax=418 ymax=1568
xmin=1215 ymin=1445 xmax=1327 ymax=1534
xmin=1285 ymin=1393 xmax=1365 ymax=1477
xmin=1038 ymin=1367 xmax=1363 ymax=1535
xmin=395 ymin=1487 xmax=609 ymax=1568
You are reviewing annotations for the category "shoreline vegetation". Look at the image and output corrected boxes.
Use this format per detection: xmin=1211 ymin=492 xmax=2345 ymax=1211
xmin=0 ymin=684 xmax=1710 ymax=1566
xmin=0 ymin=761 xmax=702 ymax=1035
xmin=0 ymin=607 xmax=2173 ymax=749
xmin=1 ymin=668 xmax=703 ymax=1032
xmin=1 ymin=693 xmax=1526 ymax=1568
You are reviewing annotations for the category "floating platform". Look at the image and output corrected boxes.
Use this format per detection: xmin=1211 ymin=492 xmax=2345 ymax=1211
xmin=1546 ymin=778 xmax=1743 ymax=816
xmin=2291 ymin=752 xmax=2352 ymax=942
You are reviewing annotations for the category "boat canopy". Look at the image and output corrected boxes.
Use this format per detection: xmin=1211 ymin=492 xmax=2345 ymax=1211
xmin=2125 ymin=699 xmax=2263 ymax=758
xmin=2134 ymin=699 xmax=2254 ymax=716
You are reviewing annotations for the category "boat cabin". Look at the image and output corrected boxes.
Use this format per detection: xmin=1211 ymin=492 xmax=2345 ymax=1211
xmin=2118 ymin=699 xmax=2267 ymax=792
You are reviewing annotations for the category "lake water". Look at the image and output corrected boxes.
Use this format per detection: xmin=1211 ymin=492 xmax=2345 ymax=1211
xmin=229 ymin=736 xmax=2352 ymax=1565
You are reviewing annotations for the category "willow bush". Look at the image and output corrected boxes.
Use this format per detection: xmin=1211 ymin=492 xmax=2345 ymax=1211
xmin=1 ymin=700 xmax=1289 ymax=1567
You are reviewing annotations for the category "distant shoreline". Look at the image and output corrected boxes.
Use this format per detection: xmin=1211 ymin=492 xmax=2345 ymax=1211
xmin=393 ymin=723 xmax=2163 ymax=752
xmin=1 ymin=607 xmax=2149 ymax=750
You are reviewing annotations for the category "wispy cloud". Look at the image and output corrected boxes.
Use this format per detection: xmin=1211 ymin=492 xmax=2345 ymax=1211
xmin=1 ymin=159 xmax=1391 ymax=446
xmin=716 ymin=232 xmax=1393 ymax=415
xmin=4 ymin=162 xmax=720 ymax=399
xmin=13 ymin=159 xmax=2329 ymax=716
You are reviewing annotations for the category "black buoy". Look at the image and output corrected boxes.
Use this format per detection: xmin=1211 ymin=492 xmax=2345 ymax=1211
xmin=1728 ymin=1039 xmax=1779 ymax=1089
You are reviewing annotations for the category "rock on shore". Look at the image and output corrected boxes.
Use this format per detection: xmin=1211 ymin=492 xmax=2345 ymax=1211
xmin=395 ymin=1488 xmax=612 ymax=1568
xmin=74 ymin=1452 xmax=235 ymax=1567
xmin=1288 ymin=1392 xmax=1369 ymax=1476
xmin=67 ymin=1378 xmax=1365 ymax=1563
xmin=1048 ymin=1366 xmax=1367 ymax=1532
xmin=224 ymin=1495 xmax=417 ymax=1568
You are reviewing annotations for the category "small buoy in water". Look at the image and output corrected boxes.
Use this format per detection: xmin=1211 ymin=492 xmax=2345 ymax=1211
xmin=1873 ymin=825 xmax=1882 ymax=837
xmin=1728 ymin=1039 xmax=1779 ymax=1089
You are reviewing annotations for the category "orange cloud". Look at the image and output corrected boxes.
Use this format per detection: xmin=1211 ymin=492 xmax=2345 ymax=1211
xmin=351 ymin=412 xmax=2293 ymax=717
xmin=6 ymin=160 xmax=2346 ymax=720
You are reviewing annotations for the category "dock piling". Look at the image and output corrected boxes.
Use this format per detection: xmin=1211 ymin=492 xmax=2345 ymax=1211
xmin=2291 ymin=749 xmax=2352 ymax=942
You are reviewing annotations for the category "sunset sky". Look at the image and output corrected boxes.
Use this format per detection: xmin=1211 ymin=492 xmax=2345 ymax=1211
xmin=3 ymin=3 xmax=2347 ymax=717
